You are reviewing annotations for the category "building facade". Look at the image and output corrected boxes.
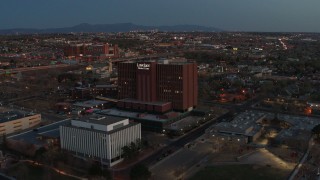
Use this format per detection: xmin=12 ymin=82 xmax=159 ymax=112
xmin=117 ymin=60 xmax=198 ymax=112
xmin=64 ymin=43 xmax=119 ymax=60
xmin=60 ymin=115 xmax=141 ymax=167
xmin=0 ymin=111 xmax=41 ymax=135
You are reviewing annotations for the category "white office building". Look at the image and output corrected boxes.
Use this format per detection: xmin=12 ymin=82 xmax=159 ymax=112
xmin=60 ymin=115 xmax=141 ymax=167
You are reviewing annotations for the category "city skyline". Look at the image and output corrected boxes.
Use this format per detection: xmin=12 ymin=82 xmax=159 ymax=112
xmin=1 ymin=0 xmax=320 ymax=32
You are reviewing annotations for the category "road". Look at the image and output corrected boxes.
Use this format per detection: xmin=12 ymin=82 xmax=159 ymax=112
xmin=140 ymin=111 xmax=234 ymax=167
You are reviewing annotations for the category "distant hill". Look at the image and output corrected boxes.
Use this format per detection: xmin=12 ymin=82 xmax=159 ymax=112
xmin=0 ymin=23 xmax=223 ymax=35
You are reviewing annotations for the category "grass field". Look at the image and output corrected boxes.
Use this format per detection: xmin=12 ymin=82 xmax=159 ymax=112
xmin=190 ymin=164 xmax=290 ymax=180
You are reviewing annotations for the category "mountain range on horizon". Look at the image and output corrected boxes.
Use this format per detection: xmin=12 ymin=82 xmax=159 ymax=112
xmin=0 ymin=23 xmax=223 ymax=35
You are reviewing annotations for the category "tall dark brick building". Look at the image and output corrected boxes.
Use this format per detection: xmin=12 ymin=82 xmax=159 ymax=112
xmin=117 ymin=60 xmax=198 ymax=112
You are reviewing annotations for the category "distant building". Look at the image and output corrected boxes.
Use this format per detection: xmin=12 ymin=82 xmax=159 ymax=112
xmin=64 ymin=43 xmax=119 ymax=60
xmin=71 ymin=100 xmax=109 ymax=115
xmin=60 ymin=115 xmax=141 ymax=167
xmin=0 ymin=110 xmax=41 ymax=136
xmin=92 ymin=85 xmax=118 ymax=98
xmin=117 ymin=59 xmax=198 ymax=112
xmin=70 ymin=87 xmax=91 ymax=100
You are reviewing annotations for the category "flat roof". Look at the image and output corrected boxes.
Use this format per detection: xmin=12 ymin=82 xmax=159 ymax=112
xmin=165 ymin=116 xmax=201 ymax=130
xmin=265 ymin=113 xmax=320 ymax=131
xmin=0 ymin=111 xmax=39 ymax=123
xmin=8 ymin=119 xmax=71 ymax=146
xmin=73 ymin=115 xmax=127 ymax=126
xmin=121 ymin=59 xmax=195 ymax=65
xmin=63 ymin=122 xmax=139 ymax=135
xmin=98 ymin=108 xmax=180 ymax=123
xmin=275 ymin=128 xmax=311 ymax=141
xmin=73 ymin=100 xmax=108 ymax=108
xmin=38 ymin=129 xmax=60 ymax=138
xmin=212 ymin=111 xmax=265 ymax=135
xmin=119 ymin=98 xmax=171 ymax=106
xmin=95 ymin=84 xmax=117 ymax=88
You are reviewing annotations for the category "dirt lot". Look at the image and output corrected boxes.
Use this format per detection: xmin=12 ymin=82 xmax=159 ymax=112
xmin=14 ymin=98 xmax=57 ymax=112
xmin=191 ymin=164 xmax=290 ymax=180
xmin=294 ymin=144 xmax=320 ymax=179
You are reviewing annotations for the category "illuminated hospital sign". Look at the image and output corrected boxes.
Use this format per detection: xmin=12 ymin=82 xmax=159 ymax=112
xmin=137 ymin=63 xmax=150 ymax=70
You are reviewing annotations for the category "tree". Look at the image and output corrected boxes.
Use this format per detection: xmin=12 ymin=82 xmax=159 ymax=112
xmin=122 ymin=139 xmax=142 ymax=160
xmin=261 ymin=81 xmax=275 ymax=96
xmin=232 ymin=79 xmax=243 ymax=89
xmin=141 ymin=140 xmax=149 ymax=149
xmin=88 ymin=163 xmax=112 ymax=180
xmin=1 ymin=134 xmax=7 ymax=150
xmin=130 ymin=142 xmax=137 ymax=152
xmin=34 ymin=147 xmax=47 ymax=161
xmin=130 ymin=164 xmax=151 ymax=180
xmin=299 ymin=80 xmax=312 ymax=94
xmin=122 ymin=145 xmax=134 ymax=159
xmin=312 ymin=124 xmax=320 ymax=139
xmin=16 ymin=163 xmax=30 ymax=179
xmin=43 ymin=147 xmax=65 ymax=166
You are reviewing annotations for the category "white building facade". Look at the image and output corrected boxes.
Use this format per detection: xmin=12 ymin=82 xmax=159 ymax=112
xmin=60 ymin=115 xmax=141 ymax=166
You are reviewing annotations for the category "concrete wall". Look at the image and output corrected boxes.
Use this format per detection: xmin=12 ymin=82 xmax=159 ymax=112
xmin=0 ymin=114 xmax=41 ymax=135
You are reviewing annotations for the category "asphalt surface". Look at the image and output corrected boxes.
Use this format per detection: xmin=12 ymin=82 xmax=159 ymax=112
xmin=139 ymin=97 xmax=262 ymax=167
xmin=140 ymin=111 xmax=234 ymax=167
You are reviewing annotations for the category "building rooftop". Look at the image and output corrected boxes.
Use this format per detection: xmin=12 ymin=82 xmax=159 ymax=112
xmin=0 ymin=110 xmax=38 ymax=123
xmin=122 ymin=59 xmax=195 ymax=65
xmin=119 ymin=98 xmax=171 ymax=106
xmin=73 ymin=100 xmax=108 ymax=108
xmin=95 ymin=84 xmax=117 ymax=88
xmin=165 ymin=116 xmax=201 ymax=131
xmin=265 ymin=113 xmax=320 ymax=131
xmin=8 ymin=119 xmax=71 ymax=146
xmin=98 ymin=108 xmax=182 ymax=123
xmin=73 ymin=115 xmax=127 ymax=126
xmin=213 ymin=111 xmax=265 ymax=135
xmin=64 ymin=121 xmax=139 ymax=135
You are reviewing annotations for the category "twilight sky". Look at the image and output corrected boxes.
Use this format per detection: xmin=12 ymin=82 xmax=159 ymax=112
xmin=1 ymin=0 xmax=320 ymax=32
